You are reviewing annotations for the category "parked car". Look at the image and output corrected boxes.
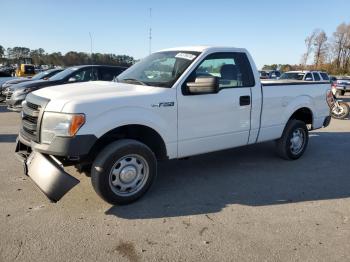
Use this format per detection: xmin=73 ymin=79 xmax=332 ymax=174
xmin=1 ymin=68 xmax=63 ymax=89
xmin=333 ymin=77 xmax=350 ymax=96
xmin=279 ymin=71 xmax=330 ymax=82
xmin=5 ymin=65 xmax=126 ymax=111
xmin=15 ymin=46 xmax=331 ymax=205
xmin=259 ymin=70 xmax=281 ymax=79
xmin=259 ymin=70 xmax=269 ymax=79
xmin=0 ymin=66 xmax=16 ymax=77
xmin=0 ymin=71 xmax=11 ymax=77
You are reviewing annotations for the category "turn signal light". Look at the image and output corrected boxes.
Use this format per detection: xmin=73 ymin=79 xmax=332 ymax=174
xmin=69 ymin=114 xmax=85 ymax=136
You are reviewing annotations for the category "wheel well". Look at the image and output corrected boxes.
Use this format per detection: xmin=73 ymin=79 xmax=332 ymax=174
xmin=289 ymin=107 xmax=313 ymax=126
xmin=88 ymin=125 xmax=168 ymax=161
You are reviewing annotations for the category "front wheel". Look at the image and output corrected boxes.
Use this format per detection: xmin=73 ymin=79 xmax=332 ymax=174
xmin=91 ymin=139 xmax=157 ymax=205
xmin=276 ymin=120 xmax=309 ymax=160
xmin=331 ymin=102 xmax=350 ymax=119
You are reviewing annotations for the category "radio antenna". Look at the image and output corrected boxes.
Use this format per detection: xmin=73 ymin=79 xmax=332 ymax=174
xmin=149 ymin=8 xmax=152 ymax=54
xmin=89 ymin=32 xmax=93 ymax=63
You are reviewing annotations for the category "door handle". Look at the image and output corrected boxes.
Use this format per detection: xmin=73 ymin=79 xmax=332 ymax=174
xmin=239 ymin=96 xmax=251 ymax=106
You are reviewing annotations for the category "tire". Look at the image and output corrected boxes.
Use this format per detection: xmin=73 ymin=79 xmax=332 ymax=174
xmin=91 ymin=139 xmax=157 ymax=205
xmin=276 ymin=120 xmax=309 ymax=160
xmin=331 ymin=102 xmax=350 ymax=119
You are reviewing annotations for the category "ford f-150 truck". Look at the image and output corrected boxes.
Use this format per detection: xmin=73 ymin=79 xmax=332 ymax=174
xmin=15 ymin=46 xmax=332 ymax=205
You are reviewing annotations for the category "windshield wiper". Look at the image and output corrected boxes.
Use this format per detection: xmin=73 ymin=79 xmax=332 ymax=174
xmin=121 ymin=78 xmax=148 ymax=86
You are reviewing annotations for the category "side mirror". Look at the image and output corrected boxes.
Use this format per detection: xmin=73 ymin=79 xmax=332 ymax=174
xmin=68 ymin=77 xmax=77 ymax=82
xmin=305 ymin=77 xmax=313 ymax=81
xmin=186 ymin=76 xmax=219 ymax=95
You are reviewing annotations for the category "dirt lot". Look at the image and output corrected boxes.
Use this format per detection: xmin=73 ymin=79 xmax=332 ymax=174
xmin=0 ymin=99 xmax=349 ymax=262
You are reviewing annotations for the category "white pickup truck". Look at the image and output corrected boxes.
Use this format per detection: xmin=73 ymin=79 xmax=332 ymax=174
xmin=15 ymin=46 xmax=332 ymax=205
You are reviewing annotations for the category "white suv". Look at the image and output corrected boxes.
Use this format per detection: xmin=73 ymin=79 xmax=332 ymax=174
xmin=279 ymin=71 xmax=330 ymax=82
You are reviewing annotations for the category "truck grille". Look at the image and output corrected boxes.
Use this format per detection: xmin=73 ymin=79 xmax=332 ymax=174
xmin=21 ymin=102 xmax=40 ymax=141
xmin=20 ymin=94 xmax=49 ymax=143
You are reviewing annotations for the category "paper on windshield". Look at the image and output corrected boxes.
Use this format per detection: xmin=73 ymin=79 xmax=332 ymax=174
xmin=175 ymin=53 xmax=196 ymax=61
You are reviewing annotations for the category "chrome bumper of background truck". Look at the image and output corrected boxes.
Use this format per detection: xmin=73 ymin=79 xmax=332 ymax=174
xmin=15 ymin=138 xmax=79 ymax=202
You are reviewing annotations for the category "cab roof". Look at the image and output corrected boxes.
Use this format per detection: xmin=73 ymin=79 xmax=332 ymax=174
xmin=158 ymin=46 xmax=247 ymax=53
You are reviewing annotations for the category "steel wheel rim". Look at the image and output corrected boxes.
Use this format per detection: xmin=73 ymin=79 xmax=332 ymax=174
xmin=109 ymin=154 xmax=149 ymax=197
xmin=290 ymin=128 xmax=305 ymax=155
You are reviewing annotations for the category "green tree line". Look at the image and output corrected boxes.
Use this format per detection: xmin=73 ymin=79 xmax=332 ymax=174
xmin=0 ymin=45 xmax=135 ymax=67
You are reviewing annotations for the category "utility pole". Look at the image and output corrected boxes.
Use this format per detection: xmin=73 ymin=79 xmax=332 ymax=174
xmin=149 ymin=8 xmax=152 ymax=54
xmin=89 ymin=32 xmax=93 ymax=64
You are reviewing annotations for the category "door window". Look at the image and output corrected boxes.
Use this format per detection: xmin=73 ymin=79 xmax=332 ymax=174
xmin=305 ymin=73 xmax=313 ymax=81
xmin=71 ymin=68 xmax=97 ymax=82
xmin=184 ymin=52 xmax=255 ymax=93
xmin=313 ymin=73 xmax=321 ymax=81
xmin=320 ymin=73 xmax=329 ymax=81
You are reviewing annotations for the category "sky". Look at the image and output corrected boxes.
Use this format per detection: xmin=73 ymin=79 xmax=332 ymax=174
xmin=1 ymin=0 xmax=349 ymax=68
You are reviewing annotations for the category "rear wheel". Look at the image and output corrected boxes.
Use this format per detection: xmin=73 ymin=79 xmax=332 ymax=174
xmin=276 ymin=120 xmax=309 ymax=160
xmin=91 ymin=139 xmax=157 ymax=205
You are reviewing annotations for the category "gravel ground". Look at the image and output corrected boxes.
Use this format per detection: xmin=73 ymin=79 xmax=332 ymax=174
xmin=0 ymin=99 xmax=349 ymax=262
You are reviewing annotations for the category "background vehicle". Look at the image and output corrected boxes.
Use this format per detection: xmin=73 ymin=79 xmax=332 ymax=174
xmin=333 ymin=77 xmax=350 ymax=96
xmin=259 ymin=70 xmax=269 ymax=79
xmin=1 ymin=68 xmax=63 ymax=89
xmin=5 ymin=65 xmax=126 ymax=111
xmin=0 ymin=71 xmax=11 ymax=77
xmin=15 ymin=46 xmax=331 ymax=206
xmin=279 ymin=71 xmax=330 ymax=82
xmin=15 ymin=58 xmax=35 ymax=77
xmin=259 ymin=70 xmax=281 ymax=79
xmin=0 ymin=65 xmax=16 ymax=77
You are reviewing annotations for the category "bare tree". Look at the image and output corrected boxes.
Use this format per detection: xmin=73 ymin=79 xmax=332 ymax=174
xmin=313 ymin=30 xmax=328 ymax=68
xmin=301 ymin=30 xmax=318 ymax=66
xmin=332 ymin=23 xmax=348 ymax=70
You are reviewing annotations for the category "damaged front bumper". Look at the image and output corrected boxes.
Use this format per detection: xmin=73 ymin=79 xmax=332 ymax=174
xmin=15 ymin=138 xmax=79 ymax=202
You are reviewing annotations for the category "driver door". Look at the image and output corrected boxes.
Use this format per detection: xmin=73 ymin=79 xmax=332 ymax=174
xmin=177 ymin=52 xmax=255 ymax=157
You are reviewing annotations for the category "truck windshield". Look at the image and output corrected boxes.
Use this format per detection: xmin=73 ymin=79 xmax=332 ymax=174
xmin=279 ymin=72 xmax=305 ymax=80
xmin=116 ymin=51 xmax=200 ymax=88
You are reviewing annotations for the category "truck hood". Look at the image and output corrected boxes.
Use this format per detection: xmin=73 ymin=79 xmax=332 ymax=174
xmin=32 ymin=81 xmax=157 ymax=112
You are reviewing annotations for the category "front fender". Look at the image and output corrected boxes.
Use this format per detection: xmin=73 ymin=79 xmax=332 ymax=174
xmin=78 ymin=106 xmax=177 ymax=146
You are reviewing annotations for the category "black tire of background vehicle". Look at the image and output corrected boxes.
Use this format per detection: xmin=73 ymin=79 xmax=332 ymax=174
xmin=331 ymin=102 xmax=350 ymax=119
xmin=276 ymin=119 xmax=309 ymax=160
xmin=91 ymin=139 xmax=157 ymax=205
xmin=341 ymin=90 xmax=345 ymax=96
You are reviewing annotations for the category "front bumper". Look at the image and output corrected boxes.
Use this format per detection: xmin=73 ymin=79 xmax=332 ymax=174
xmin=16 ymin=132 xmax=97 ymax=202
xmin=18 ymin=130 xmax=97 ymax=158
xmin=15 ymin=138 xmax=80 ymax=202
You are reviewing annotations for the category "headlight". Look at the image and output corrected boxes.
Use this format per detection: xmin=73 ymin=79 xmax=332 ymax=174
xmin=16 ymin=88 xmax=31 ymax=95
xmin=41 ymin=112 xmax=85 ymax=144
